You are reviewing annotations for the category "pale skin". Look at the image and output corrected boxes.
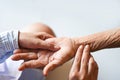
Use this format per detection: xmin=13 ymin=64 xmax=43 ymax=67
xmin=13 ymin=24 xmax=78 ymax=72
xmin=12 ymin=23 xmax=98 ymax=80
xmin=19 ymin=32 xmax=59 ymax=50
xmin=12 ymin=26 xmax=120 ymax=79
xmin=15 ymin=24 xmax=60 ymax=69
xmin=73 ymin=28 xmax=120 ymax=52
xmin=18 ymin=23 xmax=59 ymax=51
xmin=16 ymin=23 xmax=58 ymax=69
xmin=42 ymin=28 xmax=120 ymax=76
xmin=69 ymin=45 xmax=98 ymax=80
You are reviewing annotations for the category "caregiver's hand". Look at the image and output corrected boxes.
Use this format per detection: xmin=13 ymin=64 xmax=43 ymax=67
xmin=69 ymin=45 xmax=98 ymax=80
xmin=19 ymin=32 xmax=59 ymax=51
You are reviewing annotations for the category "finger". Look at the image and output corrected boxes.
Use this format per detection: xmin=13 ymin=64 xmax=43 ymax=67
xmin=13 ymin=49 xmax=31 ymax=54
xmin=13 ymin=49 xmax=26 ymax=54
xmin=69 ymin=45 xmax=84 ymax=80
xmin=43 ymin=60 xmax=61 ymax=76
xmin=70 ymin=45 xmax=84 ymax=73
xmin=91 ymin=57 xmax=99 ymax=80
xmin=79 ymin=45 xmax=90 ymax=80
xmin=87 ymin=57 xmax=98 ymax=80
xmin=19 ymin=59 xmax=45 ymax=71
xmin=37 ymin=37 xmax=60 ymax=51
xmin=11 ymin=53 xmax=38 ymax=61
xmin=13 ymin=49 xmax=22 ymax=53
xmin=93 ymin=66 xmax=99 ymax=80
xmin=36 ymin=32 xmax=54 ymax=40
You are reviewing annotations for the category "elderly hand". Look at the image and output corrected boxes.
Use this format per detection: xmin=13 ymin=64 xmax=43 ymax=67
xmin=12 ymin=37 xmax=77 ymax=76
xmin=12 ymin=49 xmax=54 ymax=70
xmin=69 ymin=45 xmax=98 ymax=80
xmin=12 ymin=37 xmax=98 ymax=77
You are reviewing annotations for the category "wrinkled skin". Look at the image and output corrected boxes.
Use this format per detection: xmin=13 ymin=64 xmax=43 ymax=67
xmin=12 ymin=37 xmax=77 ymax=76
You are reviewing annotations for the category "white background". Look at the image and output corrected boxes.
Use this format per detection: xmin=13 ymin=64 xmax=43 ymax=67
xmin=0 ymin=0 xmax=120 ymax=80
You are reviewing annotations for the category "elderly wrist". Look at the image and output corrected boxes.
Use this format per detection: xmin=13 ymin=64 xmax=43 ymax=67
xmin=72 ymin=35 xmax=99 ymax=52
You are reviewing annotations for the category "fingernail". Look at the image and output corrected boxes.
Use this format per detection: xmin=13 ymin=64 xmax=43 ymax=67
xmin=84 ymin=45 xmax=90 ymax=51
xmin=79 ymin=45 xmax=84 ymax=49
xmin=85 ymin=45 xmax=89 ymax=48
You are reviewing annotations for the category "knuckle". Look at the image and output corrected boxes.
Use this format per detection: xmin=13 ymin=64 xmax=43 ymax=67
xmin=81 ymin=58 xmax=87 ymax=66
xmin=29 ymin=53 xmax=37 ymax=59
xmin=37 ymin=32 xmax=47 ymax=39
xmin=22 ymin=63 xmax=28 ymax=68
xmin=75 ymin=56 xmax=81 ymax=63
xmin=18 ymin=55 xmax=23 ymax=59
xmin=34 ymin=41 xmax=41 ymax=47
xmin=40 ymin=35 xmax=46 ymax=40
xmin=24 ymin=61 xmax=33 ymax=68
xmin=82 ymin=58 xmax=85 ymax=63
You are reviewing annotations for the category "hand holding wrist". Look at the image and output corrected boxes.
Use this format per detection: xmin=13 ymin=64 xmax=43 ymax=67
xmin=18 ymin=31 xmax=59 ymax=51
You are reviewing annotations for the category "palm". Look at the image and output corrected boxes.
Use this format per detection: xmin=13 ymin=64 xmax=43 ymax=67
xmin=43 ymin=37 xmax=77 ymax=75
xmin=12 ymin=37 xmax=77 ymax=75
xmin=12 ymin=49 xmax=54 ymax=70
xmin=48 ymin=37 xmax=75 ymax=63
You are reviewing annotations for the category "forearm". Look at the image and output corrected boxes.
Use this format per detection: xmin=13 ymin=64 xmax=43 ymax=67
xmin=73 ymin=28 xmax=120 ymax=52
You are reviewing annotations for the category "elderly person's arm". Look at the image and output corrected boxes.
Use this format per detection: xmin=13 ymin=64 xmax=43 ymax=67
xmin=73 ymin=28 xmax=120 ymax=52
xmin=12 ymin=27 xmax=119 ymax=77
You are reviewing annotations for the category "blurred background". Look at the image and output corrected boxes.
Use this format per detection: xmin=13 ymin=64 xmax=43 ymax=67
xmin=0 ymin=0 xmax=120 ymax=80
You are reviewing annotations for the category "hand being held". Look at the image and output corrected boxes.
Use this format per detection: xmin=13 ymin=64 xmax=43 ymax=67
xmin=12 ymin=37 xmax=77 ymax=76
xmin=12 ymin=49 xmax=54 ymax=70
xmin=43 ymin=37 xmax=77 ymax=76
xmin=12 ymin=37 xmax=98 ymax=80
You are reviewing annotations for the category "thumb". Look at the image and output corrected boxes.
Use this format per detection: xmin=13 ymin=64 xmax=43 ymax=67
xmin=37 ymin=32 xmax=54 ymax=40
xmin=43 ymin=60 xmax=61 ymax=76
